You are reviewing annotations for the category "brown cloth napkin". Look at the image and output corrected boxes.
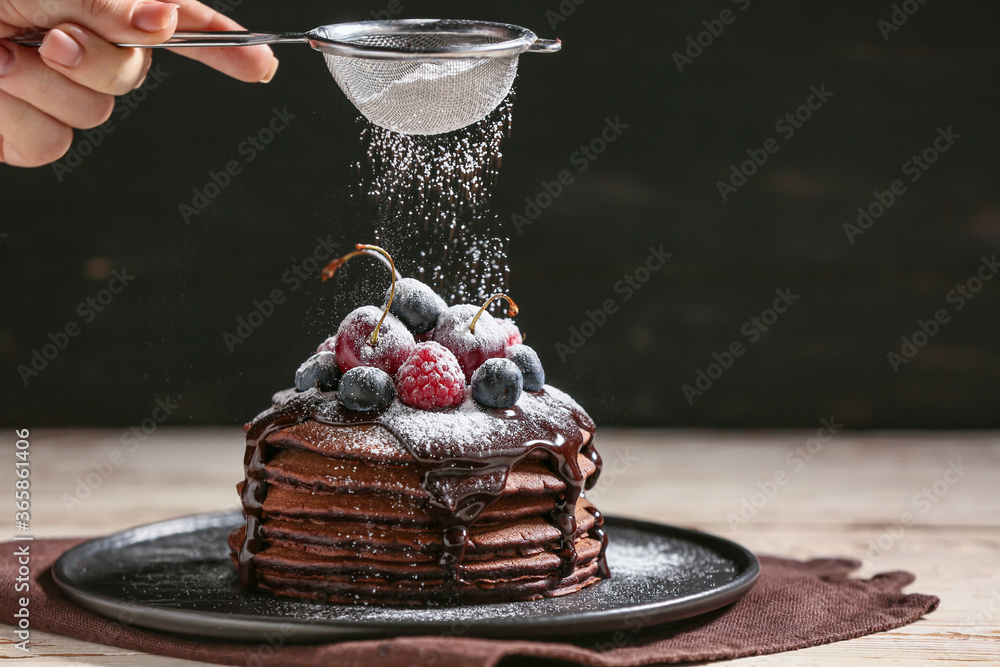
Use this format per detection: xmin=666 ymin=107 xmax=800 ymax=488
xmin=1 ymin=538 xmax=937 ymax=666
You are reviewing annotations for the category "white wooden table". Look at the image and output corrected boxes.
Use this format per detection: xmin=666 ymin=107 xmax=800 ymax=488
xmin=2 ymin=428 xmax=998 ymax=665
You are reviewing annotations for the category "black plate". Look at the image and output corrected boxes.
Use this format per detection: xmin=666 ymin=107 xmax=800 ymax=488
xmin=53 ymin=512 xmax=758 ymax=642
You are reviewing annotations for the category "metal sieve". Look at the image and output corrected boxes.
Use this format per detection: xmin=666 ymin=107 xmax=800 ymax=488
xmin=12 ymin=19 xmax=561 ymax=136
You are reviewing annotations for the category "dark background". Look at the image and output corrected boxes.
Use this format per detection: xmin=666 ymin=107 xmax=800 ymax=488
xmin=2 ymin=1 xmax=998 ymax=429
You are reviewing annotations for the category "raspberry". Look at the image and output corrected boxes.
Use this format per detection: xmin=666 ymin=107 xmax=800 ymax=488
xmin=396 ymin=342 xmax=466 ymax=410
xmin=497 ymin=319 xmax=522 ymax=347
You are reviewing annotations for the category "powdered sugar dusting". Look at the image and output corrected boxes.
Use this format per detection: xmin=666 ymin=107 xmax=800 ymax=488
xmin=337 ymin=306 xmax=415 ymax=370
xmin=373 ymin=387 xmax=584 ymax=461
xmin=270 ymin=385 xmax=591 ymax=463
xmin=311 ymin=424 xmax=410 ymax=460
xmin=496 ymin=319 xmax=522 ymax=347
xmin=358 ymin=96 xmax=513 ymax=304
xmin=78 ymin=515 xmax=754 ymax=632
xmin=269 ymin=385 xmax=592 ymax=463
xmin=433 ymin=305 xmax=504 ymax=357
xmin=541 ymin=385 xmax=593 ymax=430
xmin=396 ymin=342 xmax=466 ymax=410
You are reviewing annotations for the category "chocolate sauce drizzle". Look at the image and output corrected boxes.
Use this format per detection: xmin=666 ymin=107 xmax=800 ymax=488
xmin=237 ymin=387 xmax=607 ymax=593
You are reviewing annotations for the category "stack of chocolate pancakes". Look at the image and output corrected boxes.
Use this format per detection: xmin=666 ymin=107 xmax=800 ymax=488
xmin=228 ymin=384 xmax=609 ymax=605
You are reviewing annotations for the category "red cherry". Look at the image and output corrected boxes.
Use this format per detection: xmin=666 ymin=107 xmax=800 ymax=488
xmin=496 ymin=319 xmax=522 ymax=347
xmin=317 ymin=335 xmax=337 ymax=354
xmin=413 ymin=330 xmax=435 ymax=343
xmin=433 ymin=305 xmax=506 ymax=381
xmin=335 ymin=306 xmax=415 ymax=376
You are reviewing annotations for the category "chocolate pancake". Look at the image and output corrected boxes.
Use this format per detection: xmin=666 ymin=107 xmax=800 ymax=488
xmin=230 ymin=385 xmax=610 ymax=605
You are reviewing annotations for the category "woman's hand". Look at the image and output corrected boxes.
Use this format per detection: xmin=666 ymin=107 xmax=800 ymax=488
xmin=0 ymin=0 xmax=278 ymax=167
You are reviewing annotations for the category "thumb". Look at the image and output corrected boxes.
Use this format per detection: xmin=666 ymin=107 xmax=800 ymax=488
xmin=1 ymin=0 xmax=179 ymax=44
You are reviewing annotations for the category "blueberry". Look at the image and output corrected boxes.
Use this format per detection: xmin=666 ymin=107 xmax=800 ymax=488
xmin=505 ymin=344 xmax=545 ymax=391
xmin=471 ymin=358 xmax=523 ymax=409
xmin=295 ymin=352 xmax=340 ymax=392
xmin=386 ymin=278 xmax=448 ymax=335
xmin=338 ymin=366 xmax=395 ymax=412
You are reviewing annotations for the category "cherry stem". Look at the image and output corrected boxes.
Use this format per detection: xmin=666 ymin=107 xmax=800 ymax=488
xmin=470 ymin=294 xmax=519 ymax=334
xmin=321 ymin=248 xmax=400 ymax=282
xmin=321 ymin=244 xmax=397 ymax=348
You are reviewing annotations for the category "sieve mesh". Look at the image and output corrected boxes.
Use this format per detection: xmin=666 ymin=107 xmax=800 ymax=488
xmin=324 ymin=33 xmax=519 ymax=136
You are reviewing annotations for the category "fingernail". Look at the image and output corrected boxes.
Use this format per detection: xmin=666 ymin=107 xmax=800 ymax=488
xmin=132 ymin=1 xmax=179 ymax=33
xmin=260 ymin=58 xmax=279 ymax=84
xmin=39 ymin=29 xmax=83 ymax=68
xmin=0 ymin=43 xmax=13 ymax=77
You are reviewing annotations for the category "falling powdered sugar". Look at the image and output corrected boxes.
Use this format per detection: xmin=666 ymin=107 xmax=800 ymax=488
xmin=354 ymin=95 xmax=514 ymax=303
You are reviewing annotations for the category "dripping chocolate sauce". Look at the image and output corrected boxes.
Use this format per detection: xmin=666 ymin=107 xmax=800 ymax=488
xmin=237 ymin=388 xmax=605 ymax=592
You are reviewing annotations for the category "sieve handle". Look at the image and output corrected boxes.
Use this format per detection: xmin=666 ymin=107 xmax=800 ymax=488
xmin=9 ymin=30 xmax=308 ymax=48
xmin=527 ymin=38 xmax=561 ymax=54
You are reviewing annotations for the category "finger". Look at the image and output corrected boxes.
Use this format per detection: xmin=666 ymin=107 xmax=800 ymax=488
xmin=0 ymin=89 xmax=72 ymax=166
xmin=167 ymin=0 xmax=278 ymax=83
xmin=0 ymin=40 xmax=114 ymax=128
xmin=38 ymin=23 xmax=152 ymax=96
xmin=0 ymin=0 xmax=179 ymax=45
